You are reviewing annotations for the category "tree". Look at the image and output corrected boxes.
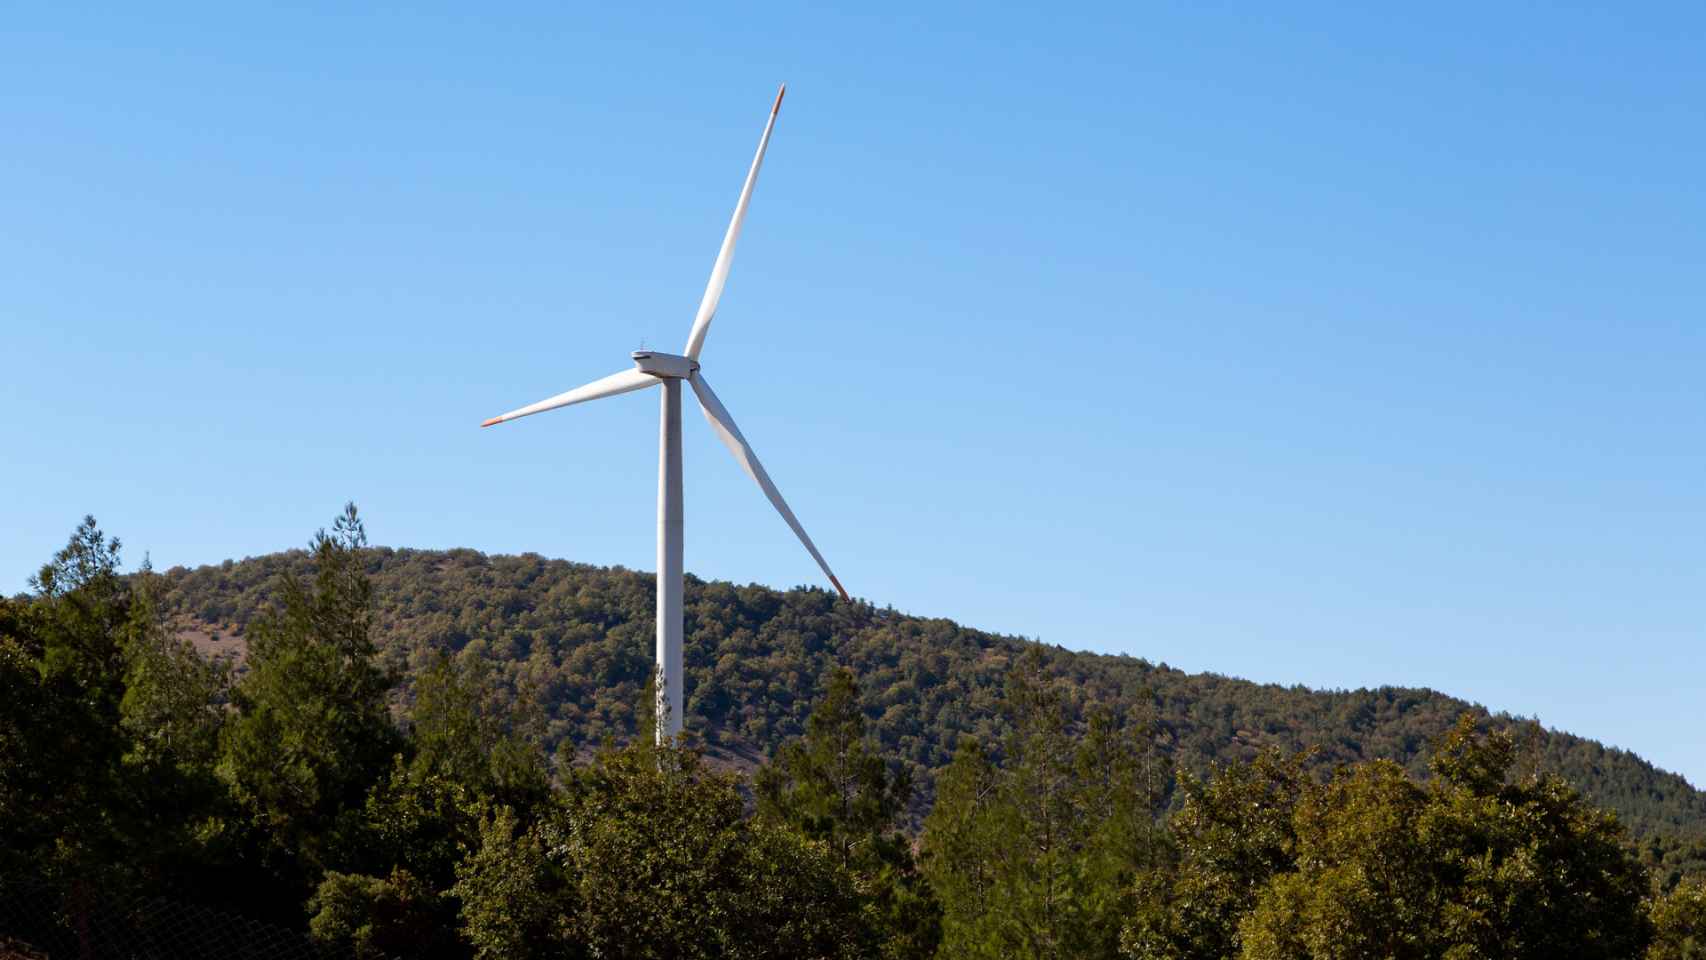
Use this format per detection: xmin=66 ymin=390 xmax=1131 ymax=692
xmin=453 ymin=804 xmax=578 ymax=960
xmin=312 ymin=653 xmax=556 ymax=958
xmin=1421 ymin=716 xmax=1651 ymax=959
xmin=1234 ymin=715 xmax=1652 ymax=960
xmin=361 ymin=653 xmax=549 ymax=887
xmin=217 ymin=503 xmax=398 ymax=882
xmin=1236 ymin=761 xmax=1434 ymax=960
xmin=0 ymin=519 xmax=136 ymax=894
xmin=113 ymin=559 xmax=234 ymax=893
xmin=149 ymin=545 xmax=1706 ymax=841
xmin=1649 ymin=877 xmax=1706 ymax=960
xmin=756 ymin=667 xmax=941 ymax=958
xmin=1121 ymin=750 xmax=1309 ymax=960
xmin=927 ymin=647 xmax=1164 ymax=960
xmin=987 ymin=648 xmax=1102 ymax=958
xmin=403 ymin=652 xmax=551 ymax=816
xmin=566 ymin=738 xmax=866 ymax=960
xmin=119 ymin=563 xmax=227 ymax=771
xmin=309 ymin=867 xmax=458 ymax=959
xmin=922 ymin=737 xmax=1002 ymax=959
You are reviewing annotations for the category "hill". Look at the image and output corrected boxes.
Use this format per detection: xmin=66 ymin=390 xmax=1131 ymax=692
xmin=153 ymin=546 xmax=1706 ymax=841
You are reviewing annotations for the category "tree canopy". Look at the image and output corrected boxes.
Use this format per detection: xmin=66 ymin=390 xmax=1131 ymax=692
xmin=4 ymin=511 xmax=1703 ymax=959
xmin=146 ymin=545 xmax=1706 ymax=842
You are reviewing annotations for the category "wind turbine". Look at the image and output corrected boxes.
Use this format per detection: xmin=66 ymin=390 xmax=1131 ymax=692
xmin=480 ymin=84 xmax=846 ymax=743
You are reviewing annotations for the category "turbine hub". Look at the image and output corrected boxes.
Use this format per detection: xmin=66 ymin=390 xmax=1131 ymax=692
xmin=632 ymin=351 xmax=699 ymax=380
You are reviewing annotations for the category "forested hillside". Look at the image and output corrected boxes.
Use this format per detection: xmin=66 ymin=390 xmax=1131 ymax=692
xmin=8 ymin=513 xmax=1705 ymax=958
xmin=153 ymin=545 xmax=1706 ymax=840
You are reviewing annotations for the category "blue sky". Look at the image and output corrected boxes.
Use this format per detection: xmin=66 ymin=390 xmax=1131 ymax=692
xmin=4 ymin=4 xmax=1701 ymax=784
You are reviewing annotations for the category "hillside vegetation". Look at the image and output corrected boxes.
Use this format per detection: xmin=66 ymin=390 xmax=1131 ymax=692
xmin=8 ymin=510 xmax=1705 ymax=958
xmin=152 ymin=545 xmax=1706 ymax=840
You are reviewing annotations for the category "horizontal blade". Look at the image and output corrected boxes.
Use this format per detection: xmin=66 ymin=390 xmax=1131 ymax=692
xmin=481 ymin=367 xmax=657 ymax=427
xmin=689 ymin=372 xmax=848 ymax=601
xmin=682 ymin=84 xmax=785 ymax=361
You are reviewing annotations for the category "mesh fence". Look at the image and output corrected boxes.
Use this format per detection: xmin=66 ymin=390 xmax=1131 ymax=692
xmin=0 ymin=880 xmax=371 ymax=960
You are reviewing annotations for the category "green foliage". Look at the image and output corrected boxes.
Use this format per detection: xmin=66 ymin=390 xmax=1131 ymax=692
xmin=6 ymin=514 xmax=1701 ymax=960
xmin=149 ymin=546 xmax=1706 ymax=841
xmin=925 ymin=647 xmax=1165 ymax=960
xmin=1121 ymin=750 xmax=1310 ymax=960
xmin=119 ymin=564 xmax=228 ymax=773
xmin=453 ymin=804 xmax=577 ymax=960
xmin=453 ymin=738 xmax=870 ymax=960
xmin=1236 ymin=761 xmax=1438 ymax=960
xmin=2 ymin=519 xmax=237 ymax=918
xmin=566 ymin=738 xmax=866 ymax=959
xmin=404 ymin=652 xmax=551 ymax=815
xmin=309 ymin=867 xmax=459 ymax=959
xmin=757 ymin=667 xmax=942 ymax=958
xmin=758 ymin=668 xmax=913 ymax=864
xmin=336 ymin=654 xmax=556 ymax=954
xmin=30 ymin=516 xmax=130 ymax=703
xmin=1137 ymin=716 xmax=1654 ymax=960
xmin=919 ymin=738 xmax=1001 ymax=958
xmin=216 ymin=504 xmax=400 ymax=874
xmin=1649 ymin=877 xmax=1706 ymax=960
xmin=1 ymin=519 xmax=142 ymax=889
xmin=1415 ymin=717 xmax=1650 ymax=958
xmin=1646 ymin=831 xmax=1706 ymax=894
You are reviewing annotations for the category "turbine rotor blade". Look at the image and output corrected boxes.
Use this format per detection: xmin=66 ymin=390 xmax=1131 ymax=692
xmin=689 ymin=372 xmax=848 ymax=601
xmin=682 ymin=84 xmax=785 ymax=361
xmin=481 ymin=367 xmax=658 ymax=428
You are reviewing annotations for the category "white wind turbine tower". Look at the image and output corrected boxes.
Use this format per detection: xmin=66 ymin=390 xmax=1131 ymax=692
xmin=480 ymin=85 xmax=846 ymax=743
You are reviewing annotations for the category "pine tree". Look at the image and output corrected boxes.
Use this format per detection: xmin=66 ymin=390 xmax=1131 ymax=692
xmin=217 ymin=503 xmax=399 ymax=882
xmin=927 ymin=646 xmax=1165 ymax=960
xmin=1 ymin=519 xmax=136 ymax=892
xmin=923 ymin=737 xmax=1003 ymax=960
xmin=756 ymin=667 xmax=942 ymax=958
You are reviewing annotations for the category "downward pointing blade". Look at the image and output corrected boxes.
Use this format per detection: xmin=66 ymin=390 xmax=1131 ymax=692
xmin=689 ymin=372 xmax=848 ymax=601
xmin=682 ymin=84 xmax=785 ymax=361
xmin=481 ymin=367 xmax=658 ymax=427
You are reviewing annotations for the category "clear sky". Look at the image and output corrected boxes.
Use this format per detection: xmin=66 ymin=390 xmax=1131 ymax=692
xmin=4 ymin=4 xmax=1701 ymax=784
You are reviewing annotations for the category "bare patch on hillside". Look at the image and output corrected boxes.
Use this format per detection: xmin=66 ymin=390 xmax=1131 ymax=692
xmin=176 ymin=617 xmax=248 ymax=668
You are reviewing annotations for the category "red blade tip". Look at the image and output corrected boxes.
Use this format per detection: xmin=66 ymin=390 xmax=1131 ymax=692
xmin=480 ymin=417 xmax=503 ymax=428
xmin=772 ymin=84 xmax=786 ymax=115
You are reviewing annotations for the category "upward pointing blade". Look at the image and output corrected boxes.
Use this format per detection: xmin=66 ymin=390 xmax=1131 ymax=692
xmin=689 ymin=372 xmax=848 ymax=601
xmin=481 ymin=367 xmax=658 ymax=427
xmin=682 ymin=84 xmax=785 ymax=361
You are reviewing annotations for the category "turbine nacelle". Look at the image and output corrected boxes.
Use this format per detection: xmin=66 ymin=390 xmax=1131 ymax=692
xmin=631 ymin=351 xmax=699 ymax=380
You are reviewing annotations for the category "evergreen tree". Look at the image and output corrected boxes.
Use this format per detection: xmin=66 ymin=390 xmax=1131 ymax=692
xmin=756 ymin=667 xmax=942 ymax=959
xmin=405 ymin=652 xmax=551 ymax=814
xmin=1120 ymin=750 xmax=1310 ymax=960
xmin=147 ymin=544 xmax=1706 ymax=842
xmin=927 ymin=647 xmax=1164 ymax=960
xmin=922 ymin=737 xmax=1002 ymax=959
xmin=115 ymin=559 xmax=233 ymax=891
xmin=119 ymin=560 xmax=228 ymax=775
xmin=216 ymin=503 xmax=399 ymax=886
xmin=0 ymin=519 xmax=136 ymax=893
xmin=310 ymin=653 xmax=554 ymax=959
xmin=3 ymin=513 xmax=1698 ymax=959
